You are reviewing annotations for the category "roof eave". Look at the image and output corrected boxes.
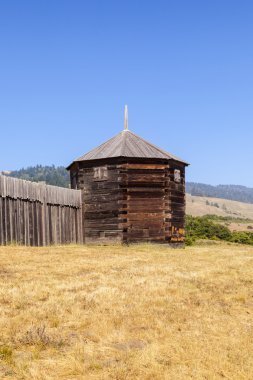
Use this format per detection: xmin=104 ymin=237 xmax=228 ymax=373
xmin=66 ymin=155 xmax=189 ymax=169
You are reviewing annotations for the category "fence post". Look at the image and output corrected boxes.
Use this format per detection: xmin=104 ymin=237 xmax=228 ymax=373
xmin=41 ymin=183 xmax=47 ymax=246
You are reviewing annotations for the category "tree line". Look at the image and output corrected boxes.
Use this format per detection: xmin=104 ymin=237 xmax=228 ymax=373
xmin=187 ymin=182 xmax=253 ymax=204
xmin=3 ymin=165 xmax=70 ymax=188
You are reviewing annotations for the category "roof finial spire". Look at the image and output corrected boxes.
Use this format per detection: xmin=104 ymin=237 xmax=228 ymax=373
xmin=124 ymin=105 xmax=128 ymax=130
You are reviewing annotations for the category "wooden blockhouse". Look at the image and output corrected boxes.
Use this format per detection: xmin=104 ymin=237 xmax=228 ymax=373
xmin=67 ymin=107 xmax=189 ymax=245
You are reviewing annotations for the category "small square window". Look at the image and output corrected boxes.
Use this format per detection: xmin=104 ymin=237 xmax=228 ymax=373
xmin=174 ymin=169 xmax=181 ymax=183
xmin=94 ymin=167 xmax=108 ymax=181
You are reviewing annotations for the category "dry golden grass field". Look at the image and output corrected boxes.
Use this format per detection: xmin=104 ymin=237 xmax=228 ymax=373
xmin=0 ymin=243 xmax=253 ymax=380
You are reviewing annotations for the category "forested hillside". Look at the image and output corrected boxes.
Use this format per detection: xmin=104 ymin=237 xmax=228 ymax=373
xmin=187 ymin=182 xmax=253 ymax=204
xmin=3 ymin=165 xmax=70 ymax=188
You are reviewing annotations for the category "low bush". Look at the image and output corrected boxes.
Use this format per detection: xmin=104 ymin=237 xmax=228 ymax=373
xmin=186 ymin=215 xmax=253 ymax=246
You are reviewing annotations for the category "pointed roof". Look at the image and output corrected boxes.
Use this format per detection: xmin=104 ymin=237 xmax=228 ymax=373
xmin=68 ymin=129 xmax=188 ymax=168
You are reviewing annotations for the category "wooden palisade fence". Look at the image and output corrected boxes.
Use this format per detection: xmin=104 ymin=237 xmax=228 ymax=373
xmin=0 ymin=175 xmax=82 ymax=246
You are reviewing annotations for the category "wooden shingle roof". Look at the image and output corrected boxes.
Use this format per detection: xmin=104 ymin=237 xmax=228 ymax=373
xmin=68 ymin=129 xmax=188 ymax=168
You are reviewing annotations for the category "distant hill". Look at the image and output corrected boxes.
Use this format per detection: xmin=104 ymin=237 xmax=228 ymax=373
xmin=3 ymin=165 xmax=70 ymax=188
xmin=186 ymin=194 xmax=253 ymax=221
xmin=186 ymin=182 xmax=253 ymax=204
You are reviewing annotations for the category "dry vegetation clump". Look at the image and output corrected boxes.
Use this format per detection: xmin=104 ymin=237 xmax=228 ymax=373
xmin=0 ymin=242 xmax=253 ymax=379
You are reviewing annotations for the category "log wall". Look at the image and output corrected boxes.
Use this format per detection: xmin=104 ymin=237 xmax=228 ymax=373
xmin=72 ymin=158 xmax=186 ymax=245
xmin=119 ymin=162 xmax=167 ymax=243
xmin=119 ymin=161 xmax=186 ymax=244
xmin=167 ymin=162 xmax=186 ymax=243
xmin=0 ymin=175 xmax=82 ymax=246
xmin=75 ymin=163 xmax=123 ymax=243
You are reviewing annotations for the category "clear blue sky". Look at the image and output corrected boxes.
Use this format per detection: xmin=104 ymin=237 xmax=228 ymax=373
xmin=0 ymin=1 xmax=253 ymax=186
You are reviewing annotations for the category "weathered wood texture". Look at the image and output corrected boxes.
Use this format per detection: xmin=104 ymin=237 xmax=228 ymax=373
xmin=74 ymin=163 xmax=123 ymax=243
xmin=0 ymin=175 xmax=82 ymax=246
xmin=71 ymin=158 xmax=186 ymax=245
xmin=119 ymin=161 xmax=186 ymax=244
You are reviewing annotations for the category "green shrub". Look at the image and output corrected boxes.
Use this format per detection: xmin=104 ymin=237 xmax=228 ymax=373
xmin=185 ymin=235 xmax=196 ymax=246
xmin=186 ymin=215 xmax=232 ymax=241
xmin=229 ymin=232 xmax=253 ymax=245
xmin=186 ymin=215 xmax=253 ymax=246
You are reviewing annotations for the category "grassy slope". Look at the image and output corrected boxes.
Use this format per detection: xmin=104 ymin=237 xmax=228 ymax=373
xmin=186 ymin=194 xmax=253 ymax=220
xmin=0 ymin=243 xmax=253 ymax=379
